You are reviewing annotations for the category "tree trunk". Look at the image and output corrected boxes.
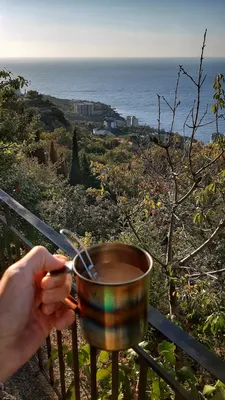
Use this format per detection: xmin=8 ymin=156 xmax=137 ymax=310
xmin=169 ymin=278 xmax=178 ymax=316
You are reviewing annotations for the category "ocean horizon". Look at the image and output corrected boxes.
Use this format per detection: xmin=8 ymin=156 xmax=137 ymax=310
xmin=1 ymin=57 xmax=225 ymax=142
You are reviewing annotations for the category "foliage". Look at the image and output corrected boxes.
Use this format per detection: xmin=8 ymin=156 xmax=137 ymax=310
xmin=24 ymin=90 xmax=71 ymax=132
xmin=0 ymin=70 xmax=37 ymax=147
xmin=1 ymin=38 xmax=225 ymax=399
xmin=47 ymin=340 xmax=224 ymax=399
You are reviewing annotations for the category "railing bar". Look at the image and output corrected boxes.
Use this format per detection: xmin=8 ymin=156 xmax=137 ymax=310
xmin=0 ymin=234 xmax=6 ymax=275
xmin=33 ymin=354 xmax=62 ymax=399
xmin=13 ymin=233 xmax=21 ymax=261
xmin=3 ymin=224 xmax=13 ymax=265
xmin=37 ymin=348 xmax=44 ymax=371
xmin=133 ymin=345 xmax=193 ymax=400
xmin=3 ymin=205 xmax=13 ymax=265
xmin=138 ymin=358 xmax=148 ymax=400
xmin=3 ymin=203 xmax=11 ymax=226
xmin=175 ymin=394 xmax=186 ymax=400
xmin=0 ymin=215 xmax=34 ymax=249
xmin=71 ymin=317 xmax=81 ymax=400
xmin=46 ymin=335 xmax=55 ymax=386
xmin=112 ymin=351 xmax=119 ymax=400
xmin=90 ymin=346 xmax=97 ymax=400
xmin=0 ymin=189 xmax=75 ymax=258
xmin=57 ymin=330 xmax=66 ymax=400
xmin=1 ymin=190 xmax=224 ymax=386
xmin=148 ymin=306 xmax=225 ymax=383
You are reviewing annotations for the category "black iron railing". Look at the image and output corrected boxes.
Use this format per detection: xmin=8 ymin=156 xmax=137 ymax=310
xmin=0 ymin=189 xmax=224 ymax=400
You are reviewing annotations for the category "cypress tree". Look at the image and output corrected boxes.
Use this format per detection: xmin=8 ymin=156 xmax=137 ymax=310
xmin=50 ymin=141 xmax=58 ymax=164
xmin=69 ymin=127 xmax=82 ymax=185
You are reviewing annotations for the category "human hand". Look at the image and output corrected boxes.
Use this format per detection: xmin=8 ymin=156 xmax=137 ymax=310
xmin=0 ymin=246 xmax=75 ymax=381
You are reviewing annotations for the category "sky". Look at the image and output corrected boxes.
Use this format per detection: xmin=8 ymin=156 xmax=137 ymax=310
xmin=0 ymin=0 xmax=225 ymax=58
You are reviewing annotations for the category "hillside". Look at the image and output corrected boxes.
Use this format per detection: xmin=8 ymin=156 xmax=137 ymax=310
xmin=24 ymin=90 xmax=71 ymax=132
xmin=42 ymin=94 xmax=125 ymax=123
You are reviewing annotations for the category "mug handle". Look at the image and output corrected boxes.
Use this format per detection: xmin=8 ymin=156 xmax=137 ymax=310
xmin=61 ymin=295 xmax=78 ymax=312
xmin=48 ymin=227 xmax=89 ymax=313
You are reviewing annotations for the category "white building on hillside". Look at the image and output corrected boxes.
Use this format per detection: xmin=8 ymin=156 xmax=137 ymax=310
xmin=93 ymin=128 xmax=115 ymax=137
xmin=104 ymin=118 xmax=117 ymax=130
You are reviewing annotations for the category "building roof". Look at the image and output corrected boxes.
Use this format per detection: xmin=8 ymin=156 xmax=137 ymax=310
xmin=93 ymin=128 xmax=114 ymax=136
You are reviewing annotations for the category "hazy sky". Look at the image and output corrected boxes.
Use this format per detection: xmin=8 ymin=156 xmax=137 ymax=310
xmin=0 ymin=0 xmax=225 ymax=58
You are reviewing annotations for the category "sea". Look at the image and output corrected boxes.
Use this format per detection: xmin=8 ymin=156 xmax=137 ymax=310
xmin=1 ymin=58 xmax=225 ymax=143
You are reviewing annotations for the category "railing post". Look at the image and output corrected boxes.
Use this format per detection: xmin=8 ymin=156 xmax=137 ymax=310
xmin=57 ymin=330 xmax=66 ymax=400
xmin=90 ymin=346 xmax=97 ymax=400
xmin=175 ymin=394 xmax=186 ymax=400
xmin=46 ymin=335 xmax=55 ymax=386
xmin=138 ymin=358 xmax=148 ymax=400
xmin=37 ymin=348 xmax=44 ymax=371
xmin=112 ymin=351 xmax=119 ymax=400
xmin=72 ymin=318 xmax=81 ymax=400
xmin=0 ymin=232 xmax=5 ymax=276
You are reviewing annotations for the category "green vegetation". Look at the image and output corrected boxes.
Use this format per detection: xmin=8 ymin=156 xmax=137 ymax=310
xmin=0 ymin=41 xmax=225 ymax=399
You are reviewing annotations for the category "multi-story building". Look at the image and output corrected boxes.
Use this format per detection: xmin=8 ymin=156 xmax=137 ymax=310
xmin=74 ymin=102 xmax=94 ymax=116
xmin=104 ymin=118 xmax=117 ymax=130
xmin=126 ymin=116 xmax=138 ymax=127
xmin=132 ymin=116 xmax=139 ymax=127
xmin=126 ymin=116 xmax=132 ymax=127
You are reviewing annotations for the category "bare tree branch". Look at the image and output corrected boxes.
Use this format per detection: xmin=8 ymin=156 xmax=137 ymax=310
xmin=197 ymin=103 xmax=208 ymax=127
xmin=189 ymin=267 xmax=225 ymax=278
xmin=176 ymin=179 xmax=201 ymax=205
xmin=166 ymin=148 xmax=178 ymax=202
xmin=183 ymin=102 xmax=195 ymax=142
xmin=183 ymin=108 xmax=193 ymax=136
xmin=200 ymin=74 xmax=207 ymax=88
xmin=179 ymin=65 xmax=197 ymax=87
xmin=186 ymin=112 xmax=225 ymax=129
xmin=195 ymin=150 xmax=225 ymax=176
xmin=162 ymin=96 xmax=173 ymax=112
xmin=166 ymin=210 xmax=175 ymax=265
xmin=179 ymin=219 xmax=225 ymax=265
xmin=125 ymin=212 xmax=167 ymax=269
xmin=180 ymin=29 xmax=207 ymax=175
xmin=164 ymin=142 xmax=180 ymax=267
xmin=171 ymin=68 xmax=181 ymax=133
xmin=162 ymin=71 xmax=182 ymax=267
xmin=162 ymin=68 xmax=181 ymax=134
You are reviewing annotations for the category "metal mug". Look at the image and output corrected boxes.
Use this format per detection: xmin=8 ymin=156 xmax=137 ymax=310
xmin=71 ymin=242 xmax=153 ymax=351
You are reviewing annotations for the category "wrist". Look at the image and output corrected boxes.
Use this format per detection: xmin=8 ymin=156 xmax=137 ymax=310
xmin=0 ymin=341 xmax=15 ymax=381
